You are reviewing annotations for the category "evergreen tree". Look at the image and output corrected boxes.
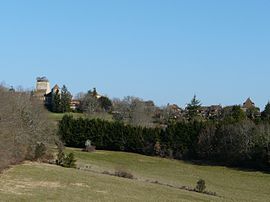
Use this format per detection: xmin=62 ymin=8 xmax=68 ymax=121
xmin=52 ymin=89 xmax=61 ymax=113
xmin=99 ymin=96 xmax=112 ymax=111
xmin=60 ymin=85 xmax=72 ymax=113
xmin=186 ymin=95 xmax=201 ymax=120
xmin=231 ymin=105 xmax=246 ymax=122
xmin=262 ymin=102 xmax=270 ymax=120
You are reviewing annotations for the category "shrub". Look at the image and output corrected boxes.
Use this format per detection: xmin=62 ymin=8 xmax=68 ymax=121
xmin=56 ymin=151 xmax=77 ymax=168
xmin=115 ymin=169 xmax=134 ymax=179
xmin=34 ymin=142 xmax=47 ymax=160
xmin=40 ymin=153 xmax=55 ymax=164
xmin=196 ymin=179 xmax=206 ymax=193
xmin=102 ymin=171 xmax=111 ymax=175
xmin=154 ymin=141 xmax=161 ymax=156
xmin=62 ymin=153 xmax=76 ymax=168
xmin=56 ymin=142 xmax=76 ymax=168
xmin=56 ymin=142 xmax=65 ymax=166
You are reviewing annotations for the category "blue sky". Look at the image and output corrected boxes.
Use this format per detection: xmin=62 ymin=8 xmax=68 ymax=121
xmin=0 ymin=0 xmax=270 ymax=109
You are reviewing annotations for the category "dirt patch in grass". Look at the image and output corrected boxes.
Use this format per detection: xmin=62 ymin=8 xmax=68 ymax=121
xmin=71 ymin=183 xmax=89 ymax=188
xmin=95 ymin=190 xmax=108 ymax=194
xmin=0 ymin=179 xmax=62 ymax=195
xmin=138 ymin=159 xmax=156 ymax=163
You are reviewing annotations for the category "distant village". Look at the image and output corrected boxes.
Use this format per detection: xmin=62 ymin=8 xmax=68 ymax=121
xmin=33 ymin=76 xmax=261 ymax=122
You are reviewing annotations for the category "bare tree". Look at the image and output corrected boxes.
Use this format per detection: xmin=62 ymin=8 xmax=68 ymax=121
xmin=79 ymin=93 xmax=101 ymax=114
xmin=112 ymin=96 xmax=155 ymax=127
xmin=0 ymin=85 xmax=56 ymax=170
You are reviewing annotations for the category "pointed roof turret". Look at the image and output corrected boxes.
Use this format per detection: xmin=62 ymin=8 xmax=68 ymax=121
xmin=53 ymin=84 xmax=60 ymax=90
xmin=243 ymin=97 xmax=255 ymax=109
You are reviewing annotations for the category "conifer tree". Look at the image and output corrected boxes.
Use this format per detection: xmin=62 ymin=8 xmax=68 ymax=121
xmin=60 ymin=85 xmax=72 ymax=113
xmin=52 ymin=89 xmax=61 ymax=113
xmin=186 ymin=95 xmax=201 ymax=120
xmin=262 ymin=102 xmax=270 ymax=120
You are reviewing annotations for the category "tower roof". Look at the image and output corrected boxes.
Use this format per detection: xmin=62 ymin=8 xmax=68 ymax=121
xmin=243 ymin=97 xmax=255 ymax=109
xmin=37 ymin=76 xmax=49 ymax=82
xmin=52 ymin=84 xmax=60 ymax=90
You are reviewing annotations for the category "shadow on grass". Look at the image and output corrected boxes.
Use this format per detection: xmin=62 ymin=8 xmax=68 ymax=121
xmin=182 ymin=159 xmax=270 ymax=174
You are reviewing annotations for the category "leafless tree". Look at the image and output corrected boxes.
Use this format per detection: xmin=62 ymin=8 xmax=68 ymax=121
xmin=112 ymin=96 xmax=155 ymax=127
xmin=0 ymin=85 xmax=56 ymax=170
xmin=79 ymin=93 xmax=101 ymax=114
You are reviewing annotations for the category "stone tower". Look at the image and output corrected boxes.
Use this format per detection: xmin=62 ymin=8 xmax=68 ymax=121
xmin=36 ymin=77 xmax=50 ymax=94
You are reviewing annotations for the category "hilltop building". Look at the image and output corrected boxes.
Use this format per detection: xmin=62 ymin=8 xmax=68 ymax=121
xmin=243 ymin=98 xmax=255 ymax=110
xmin=34 ymin=77 xmax=51 ymax=101
xmin=242 ymin=97 xmax=260 ymax=118
xmin=44 ymin=84 xmax=61 ymax=107
xmin=36 ymin=77 xmax=51 ymax=94
xmin=33 ymin=77 xmax=61 ymax=106
xmin=89 ymin=87 xmax=102 ymax=99
xmin=199 ymin=105 xmax=222 ymax=119
xmin=242 ymin=97 xmax=260 ymax=112
xmin=33 ymin=77 xmax=83 ymax=111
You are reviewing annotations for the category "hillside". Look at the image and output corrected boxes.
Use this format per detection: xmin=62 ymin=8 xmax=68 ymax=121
xmin=48 ymin=112 xmax=113 ymax=122
xmin=1 ymin=149 xmax=270 ymax=201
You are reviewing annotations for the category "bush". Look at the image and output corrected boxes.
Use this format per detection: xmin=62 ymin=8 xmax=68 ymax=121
xmin=56 ymin=142 xmax=76 ymax=168
xmin=62 ymin=153 xmax=76 ymax=168
xmin=56 ymin=142 xmax=65 ymax=166
xmin=34 ymin=142 xmax=47 ymax=160
xmin=56 ymin=151 xmax=76 ymax=168
xmin=115 ymin=169 xmax=134 ymax=179
xmin=40 ymin=153 xmax=55 ymax=164
xmin=196 ymin=179 xmax=206 ymax=193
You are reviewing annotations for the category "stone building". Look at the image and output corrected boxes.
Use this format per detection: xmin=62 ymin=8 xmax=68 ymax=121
xmin=242 ymin=98 xmax=260 ymax=118
xmin=34 ymin=77 xmax=51 ymax=101
xmin=33 ymin=77 xmax=81 ymax=111
xmin=44 ymin=84 xmax=61 ymax=107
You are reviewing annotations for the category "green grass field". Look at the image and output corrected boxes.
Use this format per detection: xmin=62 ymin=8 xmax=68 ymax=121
xmin=48 ymin=112 xmax=113 ymax=122
xmin=1 ymin=149 xmax=270 ymax=201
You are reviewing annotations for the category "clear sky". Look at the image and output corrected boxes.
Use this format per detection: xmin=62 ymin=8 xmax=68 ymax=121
xmin=0 ymin=0 xmax=270 ymax=109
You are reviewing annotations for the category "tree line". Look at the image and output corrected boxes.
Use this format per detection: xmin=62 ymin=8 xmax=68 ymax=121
xmin=46 ymin=85 xmax=270 ymax=170
xmin=58 ymin=112 xmax=270 ymax=171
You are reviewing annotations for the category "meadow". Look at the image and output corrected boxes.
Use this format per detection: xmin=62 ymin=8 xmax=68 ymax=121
xmin=1 ymin=148 xmax=270 ymax=201
xmin=48 ymin=112 xmax=113 ymax=122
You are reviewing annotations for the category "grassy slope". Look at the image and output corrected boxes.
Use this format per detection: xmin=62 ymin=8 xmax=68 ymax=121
xmin=1 ymin=149 xmax=270 ymax=201
xmin=67 ymin=148 xmax=270 ymax=202
xmin=48 ymin=112 xmax=113 ymax=122
xmin=0 ymin=163 xmax=212 ymax=202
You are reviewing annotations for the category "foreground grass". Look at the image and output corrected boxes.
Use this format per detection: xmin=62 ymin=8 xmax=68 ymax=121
xmin=67 ymin=148 xmax=270 ymax=202
xmin=0 ymin=162 xmax=213 ymax=202
xmin=1 ymin=149 xmax=270 ymax=201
